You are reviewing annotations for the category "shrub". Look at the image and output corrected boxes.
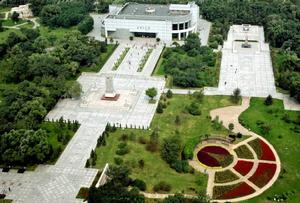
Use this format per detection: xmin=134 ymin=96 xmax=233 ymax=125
xmin=171 ymin=160 xmax=189 ymax=173
xmin=129 ymin=36 xmax=134 ymax=40
xmin=85 ymin=159 xmax=90 ymax=168
xmin=264 ymin=95 xmax=273 ymax=106
xmin=116 ymin=148 xmax=129 ymax=155
xmin=187 ymin=102 xmax=201 ymax=115
xmin=228 ymin=123 xmax=234 ymax=131
xmin=156 ymin=102 xmax=164 ymax=113
xmin=138 ymin=159 xmax=145 ymax=169
xmin=138 ymin=137 xmax=147 ymax=144
xmin=166 ymin=89 xmax=173 ymax=98
xmin=175 ymin=115 xmax=181 ymax=125
xmin=78 ymin=16 xmax=94 ymax=34
xmin=114 ymin=157 xmax=123 ymax=165
xmin=231 ymin=88 xmax=241 ymax=103
xmin=236 ymin=132 xmax=243 ymax=138
xmin=129 ymin=132 xmax=136 ymax=141
xmin=132 ymin=179 xmax=146 ymax=191
xmin=153 ymin=181 xmax=171 ymax=192
xmin=120 ymin=134 xmax=128 ymax=142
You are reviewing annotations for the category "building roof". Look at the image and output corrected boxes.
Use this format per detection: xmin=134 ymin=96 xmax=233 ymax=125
xmin=119 ymin=3 xmax=189 ymax=17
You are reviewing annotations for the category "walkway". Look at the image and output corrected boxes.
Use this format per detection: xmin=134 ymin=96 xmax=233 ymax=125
xmin=199 ymin=97 xmax=281 ymax=202
xmin=1 ymin=37 xmax=165 ymax=202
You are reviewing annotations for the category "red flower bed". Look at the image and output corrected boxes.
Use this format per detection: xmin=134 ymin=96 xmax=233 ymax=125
xmin=219 ymin=182 xmax=255 ymax=199
xmin=259 ymin=139 xmax=276 ymax=161
xmin=197 ymin=151 xmax=220 ymax=167
xmin=201 ymin=146 xmax=230 ymax=155
xmin=233 ymin=160 xmax=254 ymax=176
xmin=249 ymin=162 xmax=277 ymax=188
xmin=197 ymin=146 xmax=232 ymax=167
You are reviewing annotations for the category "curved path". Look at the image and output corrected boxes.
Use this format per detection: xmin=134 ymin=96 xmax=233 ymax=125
xmin=201 ymin=97 xmax=281 ymax=202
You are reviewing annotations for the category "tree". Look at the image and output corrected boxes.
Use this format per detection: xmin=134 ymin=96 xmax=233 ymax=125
xmin=65 ymin=81 xmax=82 ymax=99
xmin=231 ymin=88 xmax=241 ymax=103
xmin=193 ymin=90 xmax=204 ymax=103
xmin=145 ymin=87 xmax=157 ymax=102
xmin=146 ymin=129 xmax=159 ymax=152
xmin=11 ymin=11 xmax=19 ymax=23
xmin=132 ymin=179 xmax=146 ymax=191
xmin=175 ymin=115 xmax=181 ymax=125
xmin=156 ymin=102 xmax=163 ymax=113
xmin=183 ymin=33 xmax=201 ymax=51
xmin=0 ymin=129 xmax=51 ymax=165
xmin=138 ymin=159 xmax=144 ymax=169
xmin=0 ymin=21 xmax=4 ymax=32
xmin=264 ymin=95 xmax=273 ymax=106
xmin=160 ymin=136 xmax=182 ymax=165
xmin=187 ymin=102 xmax=201 ymax=115
xmin=166 ymin=89 xmax=173 ymax=98
xmin=40 ymin=5 xmax=61 ymax=27
xmin=78 ymin=16 xmax=94 ymax=34
xmin=228 ymin=123 xmax=234 ymax=131
xmin=88 ymin=165 xmax=145 ymax=203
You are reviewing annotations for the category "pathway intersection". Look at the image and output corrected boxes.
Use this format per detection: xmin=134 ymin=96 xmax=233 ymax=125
xmin=1 ymin=40 xmax=165 ymax=203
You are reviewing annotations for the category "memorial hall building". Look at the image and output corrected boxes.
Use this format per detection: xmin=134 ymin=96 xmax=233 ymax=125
xmin=101 ymin=2 xmax=199 ymax=43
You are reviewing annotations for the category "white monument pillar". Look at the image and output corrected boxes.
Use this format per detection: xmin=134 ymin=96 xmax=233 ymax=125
xmin=102 ymin=75 xmax=120 ymax=100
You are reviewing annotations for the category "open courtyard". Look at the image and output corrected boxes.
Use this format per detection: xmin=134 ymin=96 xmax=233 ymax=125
xmin=1 ymin=1 xmax=300 ymax=202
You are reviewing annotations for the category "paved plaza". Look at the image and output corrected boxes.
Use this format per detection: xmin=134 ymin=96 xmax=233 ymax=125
xmin=1 ymin=37 xmax=165 ymax=202
xmin=207 ymin=25 xmax=277 ymax=97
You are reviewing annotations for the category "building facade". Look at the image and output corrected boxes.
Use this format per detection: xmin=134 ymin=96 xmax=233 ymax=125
xmin=101 ymin=2 xmax=199 ymax=43
xmin=10 ymin=4 xmax=33 ymax=18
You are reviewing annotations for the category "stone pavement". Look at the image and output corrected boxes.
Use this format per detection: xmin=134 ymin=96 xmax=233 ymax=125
xmin=2 ymin=38 xmax=165 ymax=202
xmin=216 ymin=25 xmax=277 ymax=97
xmin=198 ymin=18 xmax=211 ymax=46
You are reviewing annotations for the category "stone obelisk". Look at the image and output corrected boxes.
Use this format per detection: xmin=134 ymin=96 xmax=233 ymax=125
xmin=101 ymin=75 xmax=120 ymax=101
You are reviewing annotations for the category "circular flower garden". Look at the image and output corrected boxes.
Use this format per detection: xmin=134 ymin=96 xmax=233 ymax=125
xmin=197 ymin=146 xmax=233 ymax=168
xmin=190 ymin=137 xmax=280 ymax=202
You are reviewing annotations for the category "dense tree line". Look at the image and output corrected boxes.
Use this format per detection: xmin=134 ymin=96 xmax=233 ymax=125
xmin=162 ymin=33 xmax=217 ymax=88
xmin=0 ymin=27 xmax=109 ymax=165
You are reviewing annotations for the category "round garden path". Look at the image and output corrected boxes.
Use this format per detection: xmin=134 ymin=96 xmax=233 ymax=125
xmin=191 ymin=97 xmax=281 ymax=202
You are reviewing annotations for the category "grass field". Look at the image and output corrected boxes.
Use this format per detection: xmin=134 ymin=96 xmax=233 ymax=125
xmin=94 ymin=95 xmax=238 ymax=194
xmin=38 ymin=25 xmax=78 ymax=42
xmin=239 ymin=98 xmax=300 ymax=202
xmin=2 ymin=19 xmax=27 ymax=26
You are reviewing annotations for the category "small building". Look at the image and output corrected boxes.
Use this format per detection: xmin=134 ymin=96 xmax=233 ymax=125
xmin=101 ymin=2 xmax=199 ymax=43
xmin=10 ymin=4 xmax=33 ymax=18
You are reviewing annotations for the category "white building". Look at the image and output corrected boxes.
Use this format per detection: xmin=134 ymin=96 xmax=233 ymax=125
xmin=10 ymin=4 xmax=33 ymax=18
xmin=101 ymin=2 xmax=199 ymax=43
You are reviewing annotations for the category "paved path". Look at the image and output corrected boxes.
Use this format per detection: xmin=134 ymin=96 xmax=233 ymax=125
xmin=198 ymin=18 xmax=211 ymax=46
xmin=203 ymin=97 xmax=281 ymax=202
xmin=1 ymin=38 xmax=165 ymax=202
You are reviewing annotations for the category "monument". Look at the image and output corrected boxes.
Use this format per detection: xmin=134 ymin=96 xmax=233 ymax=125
xmin=101 ymin=75 xmax=120 ymax=101
xmin=242 ymin=36 xmax=251 ymax=48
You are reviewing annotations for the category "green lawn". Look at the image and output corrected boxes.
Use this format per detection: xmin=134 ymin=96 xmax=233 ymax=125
xmin=152 ymin=47 xmax=166 ymax=76
xmin=94 ymin=95 xmax=238 ymax=194
xmin=2 ymin=19 xmax=27 ymax=26
xmin=38 ymin=25 xmax=78 ymax=42
xmin=239 ymin=98 xmax=300 ymax=202
xmin=0 ymin=28 xmax=22 ymax=43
